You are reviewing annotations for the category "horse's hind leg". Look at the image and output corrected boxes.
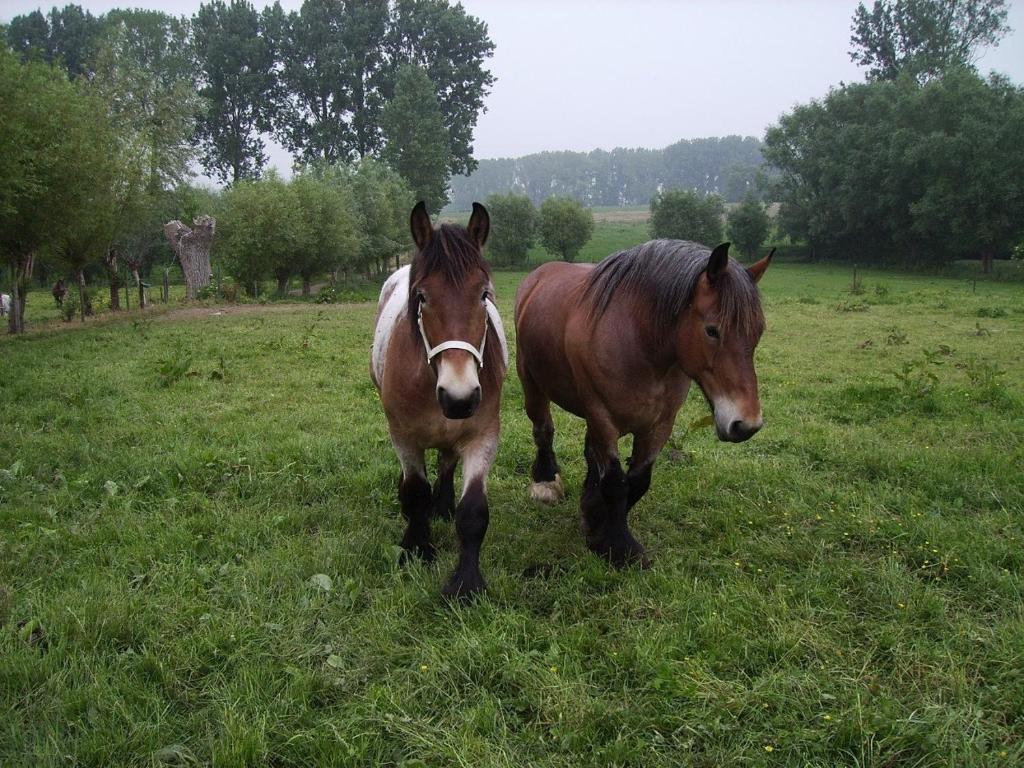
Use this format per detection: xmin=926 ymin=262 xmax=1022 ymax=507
xmin=442 ymin=435 xmax=497 ymax=601
xmin=394 ymin=440 xmax=435 ymax=563
xmin=522 ymin=372 xmax=563 ymax=504
xmin=431 ymin=450 xmax=457 ymax=520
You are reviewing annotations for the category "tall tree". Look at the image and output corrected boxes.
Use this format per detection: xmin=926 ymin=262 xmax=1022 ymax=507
xmin=91 ymin=10 xmax=200 ymax=193
xmin=380 ymin=64 xmax=451 ymax=214
xmin=291 ymin=171 xmax=360 ymax=294
xmin=6 ymin=4 xmax=103 ymax=78
xmin=1 ymin=48 xmax=107 ymax=333
xmin=192 ymin=0 xmax=279 ymax=184
xmin=269 ymin=0 xmax=389 ymax=164
xmin=849 ymin=0 xmax=1011 ymax=82
xmin=386 ymin=0 xmax=495 ymax=176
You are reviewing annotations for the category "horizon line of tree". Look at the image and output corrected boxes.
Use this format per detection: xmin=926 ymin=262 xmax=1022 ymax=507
xmin=447 ymin=135 xmax=765 ymax=210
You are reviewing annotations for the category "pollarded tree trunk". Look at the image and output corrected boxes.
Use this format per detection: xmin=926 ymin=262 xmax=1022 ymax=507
xmin=163 ymin=215 xmax=216 ymax=300
xmin=301 ymin=274 xmax=313 ymax=297
xmin=276 ymin=272 xmax=290 ymax=296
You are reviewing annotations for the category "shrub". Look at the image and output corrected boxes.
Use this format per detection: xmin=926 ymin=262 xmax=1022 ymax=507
xmin=649 ymin=189 xmax=724 ymax=245
xmin=538 ymin=197 xmax=594 ymax=262
xmin=726 ymin=193 xmax=770 ymax=259
xmin=484 ymin=192 xmax=537 ymax=267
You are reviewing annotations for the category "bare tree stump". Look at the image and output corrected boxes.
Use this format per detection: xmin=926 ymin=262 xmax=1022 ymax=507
xmin=164 ymin=215 xmax=216 ymax=300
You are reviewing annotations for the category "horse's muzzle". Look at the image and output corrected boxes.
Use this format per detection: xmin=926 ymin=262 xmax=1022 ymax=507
xmin=718 ymin=418 xmax=762 ymax=443
xmin=438 ymin=385 xmax=481 ymax=419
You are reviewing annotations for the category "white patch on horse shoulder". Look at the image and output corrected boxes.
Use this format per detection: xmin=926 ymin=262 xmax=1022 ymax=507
xmin=529 ymin=474 xmax=564 ymax=504
xmin=485 ymin=297 xmax=509 ymax=368
xmin=372 ymin=266 xmax=410 ymax=386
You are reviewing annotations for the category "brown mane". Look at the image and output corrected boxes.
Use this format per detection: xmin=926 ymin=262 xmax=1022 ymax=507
xmin=582 ymin=239 xmax=764 ymax=338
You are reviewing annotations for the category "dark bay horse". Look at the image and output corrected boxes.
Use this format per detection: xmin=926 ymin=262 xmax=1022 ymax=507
xmin=371 ymin=202 xmax=508 ymax=599
xmin=514 ymin=239 xmax=772 ymax=566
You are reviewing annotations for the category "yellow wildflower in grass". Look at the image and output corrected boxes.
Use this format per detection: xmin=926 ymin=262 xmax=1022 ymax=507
xmin=420 ymin=664 xmax=428 ymax=672
xmin=764 ymin=744 xmax=775 ymax=752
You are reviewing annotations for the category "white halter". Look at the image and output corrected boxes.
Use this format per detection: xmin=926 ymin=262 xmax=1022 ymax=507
xmin=417 ymin=299 xmax=494 ymax=369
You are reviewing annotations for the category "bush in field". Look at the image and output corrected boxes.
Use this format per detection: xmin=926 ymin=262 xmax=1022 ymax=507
xmin=291 ymin=172 xmax=360 ymax=295
xmin=649 ymin=189 xmax=725 ymax=246
xmin=343 ymin=158 xmax=414 ymax=275
xmin=727 ymin=192 xmax=771 ymax=259
xmin=484 ymin=192 xmax=537 ymax=267
xmin=218 ymin=171 xmax=299 ymax=296
xmin=538 ymin=196 xmax=593 ymax=263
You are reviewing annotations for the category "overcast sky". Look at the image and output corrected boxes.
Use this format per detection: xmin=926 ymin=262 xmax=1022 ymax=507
xmin=3 ymin=0 xmax=1023 ymax=172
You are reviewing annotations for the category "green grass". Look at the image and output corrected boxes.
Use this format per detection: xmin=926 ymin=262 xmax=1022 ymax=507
xmin=2 ymin=264 xmax=1023 ymax=766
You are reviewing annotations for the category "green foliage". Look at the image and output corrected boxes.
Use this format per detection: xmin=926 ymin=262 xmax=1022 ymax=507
xmin=342 ymin=158 xmax=414 ymax=273
xmin=155 ymin=351 xmax=193 ymax=388
xmin=291 ymin=170 xmax=360 ymax=284
xmin=218 ymin=171 xmax=299 ymax=294
xmin=483 ymin=192 xmax=537 ymax=267
xmin=380 ymin=64 xmax=451 ymax=214
xmin=763 ymin=70 xmax=1024 ymax=267
xmin=192 ymin=0 xmax=278 ymax=184
xmin=649 ymin=189 xmax=724 ymax=245
xmin=5 ymin=4 xmax=104 ymax=78
xmin=726 ymin=192 xmax=770 ymax=260
xmin=849 ymin=0 xmax=1010 ymax=83
xmin=538 ymin=197 xmax=594 ymax=263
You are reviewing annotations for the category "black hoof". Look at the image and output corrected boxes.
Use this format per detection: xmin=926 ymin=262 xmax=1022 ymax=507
xmin=588 ymin=534 xmax=650 ymax=569
xmin=441 ymin=569 xmax=486 ymax=602
xmin=399 ymin=541 xmax=436 ymax=565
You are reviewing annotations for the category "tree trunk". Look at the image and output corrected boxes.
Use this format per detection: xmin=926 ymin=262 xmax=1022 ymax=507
xmin=104 ymin=250 xmax=121 ymax=311
xmin=276 ymin=274 xmax=289 ymax=296
xmin=7 ymin=253 xmax=34 ymax=334
xmin=132 ymin=266 xmax=146 ymax=309
xmin=163 ymin=215 xmax=216 ymax=300
xmin=981 ymin=251 xmax=993 ymax=274
xmin=76 ymin=269 xmax=93 ymax=322
xmin=302 ymin=276 xmax=312 ymax=296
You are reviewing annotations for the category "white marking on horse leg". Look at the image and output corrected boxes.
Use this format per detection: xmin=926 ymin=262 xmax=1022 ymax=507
xmin=459 ymin=434 xmax=498 ymax=497
xmin=392 ymin=436 xmax=426 ymax=482
xmin=529 ymin=474 xmax=564 ymax=504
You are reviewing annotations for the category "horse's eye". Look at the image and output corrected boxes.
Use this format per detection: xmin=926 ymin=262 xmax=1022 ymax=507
xmin=705 ymin=325 xmax=720 ymax=339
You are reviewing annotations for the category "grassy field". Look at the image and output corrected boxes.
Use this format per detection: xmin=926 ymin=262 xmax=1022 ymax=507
xmin=2 ymin=263 xmax=1023 ymax=766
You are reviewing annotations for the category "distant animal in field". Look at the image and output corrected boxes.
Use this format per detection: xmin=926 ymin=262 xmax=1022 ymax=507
xmin=371 ymin=202 xmax=508 ymax=600
xmin=52 ymin=279 xmax=67 ymax=307
xmin=515 ymin=239 xmax=773 ymax=567
xmin=0 ymin=293 xmax=10 ymax=317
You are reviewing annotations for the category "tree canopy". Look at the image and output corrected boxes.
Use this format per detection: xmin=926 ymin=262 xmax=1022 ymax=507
xmin=763 ymin=69 xmax=1024 ymax=268
xmin=849 ymin=0 xmax=1011 ymax=82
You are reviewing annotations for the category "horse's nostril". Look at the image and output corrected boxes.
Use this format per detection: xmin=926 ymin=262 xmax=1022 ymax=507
xmin=437 ymin=386 xmax=481 ymax=419
xmin=729 ymin=419 xmax=761 ymax=442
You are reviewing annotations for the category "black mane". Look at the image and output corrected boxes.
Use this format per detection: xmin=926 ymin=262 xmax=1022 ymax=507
xmin=582 ymin=239 xmax=764 ymax=338
xmin=410 ymin=223 xmax=490 ymax=288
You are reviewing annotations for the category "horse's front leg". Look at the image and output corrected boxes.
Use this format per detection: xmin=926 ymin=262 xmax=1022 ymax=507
xmin=626 ymin=420 xmax=674 ymax=511
xmin=581 ymin=421 xmax=648 ymax=568
xmin=393 ymin=437 xmax=435 ymax=563
xmin=442 ymin=434 xmax=497 ymax=601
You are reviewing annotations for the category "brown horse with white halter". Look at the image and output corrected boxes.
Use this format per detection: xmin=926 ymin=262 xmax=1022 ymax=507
xmin=515 ymin=239 xmax=772 ymax=566
xmin=371 ymin=202 xmax=508 ymax=600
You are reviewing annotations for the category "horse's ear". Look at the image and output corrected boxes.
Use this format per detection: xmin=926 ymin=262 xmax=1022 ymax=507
xmin=706 ymin=242 xmax=730 ymax=282
xmin=467 ymin=202 xmax=490 ymax=248
xmin=410 ymin=201 xmax=433 ymax=251
xmin=746 ymin=247 xmax=775 ymax=283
